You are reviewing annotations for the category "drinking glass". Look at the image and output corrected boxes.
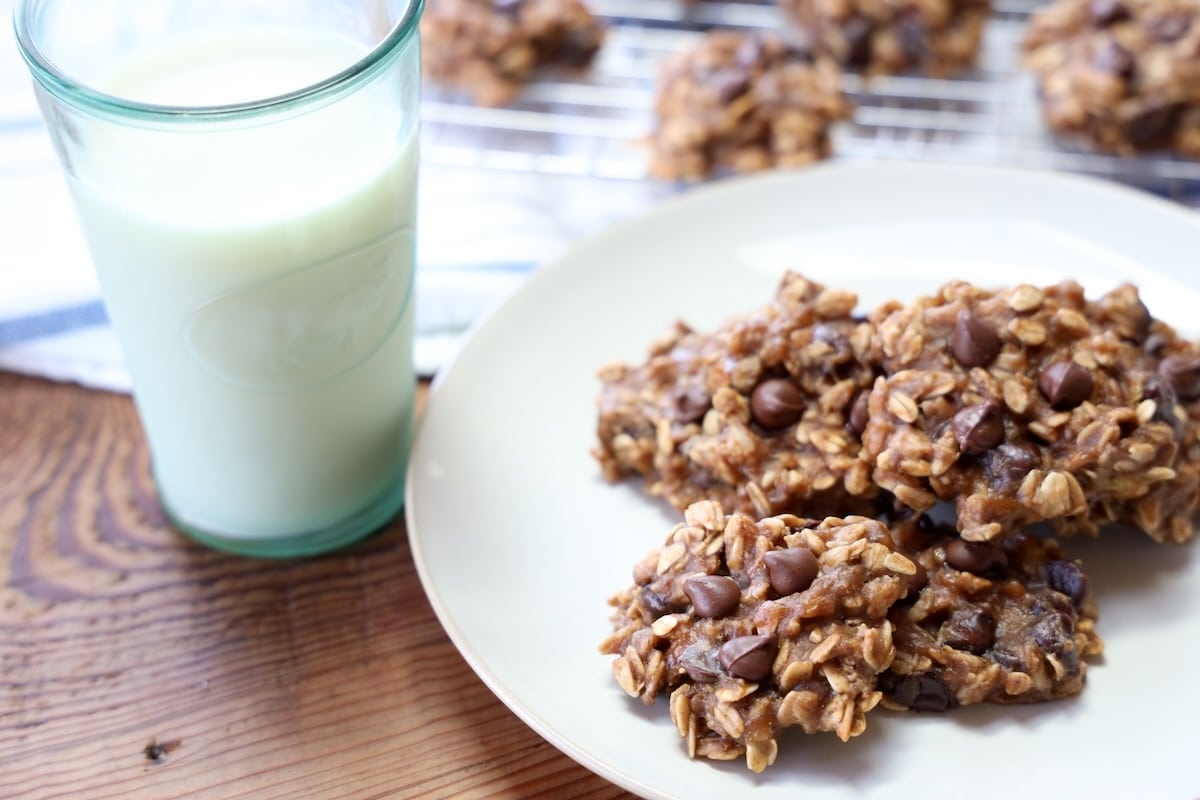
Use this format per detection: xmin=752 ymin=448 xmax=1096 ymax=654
xmin=13 ymin=0 xmax=424 ymax=557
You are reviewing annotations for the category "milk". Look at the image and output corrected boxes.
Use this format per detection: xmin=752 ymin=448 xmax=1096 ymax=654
xmin=64 ymin=30 xmax=419 ymax=540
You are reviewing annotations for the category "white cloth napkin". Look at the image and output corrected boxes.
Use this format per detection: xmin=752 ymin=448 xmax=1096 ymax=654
xmin=0 ymin=3 xmax=657 ymax=389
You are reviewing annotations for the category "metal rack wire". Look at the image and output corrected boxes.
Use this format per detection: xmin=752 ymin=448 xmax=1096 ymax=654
xmin=419 ymin=0 xmax=1200 ymax=204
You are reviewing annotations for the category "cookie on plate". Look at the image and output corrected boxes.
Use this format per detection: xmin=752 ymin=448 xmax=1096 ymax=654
xmin=594 ymin=271 xmax=880 ymax=521
xmin=881 ymin=513 xmax=1103 ymax=710
xmin=862 ymin=279 xmax=1200 ymax=543
xmin=600 ymin=501 xmax=914 ymax=771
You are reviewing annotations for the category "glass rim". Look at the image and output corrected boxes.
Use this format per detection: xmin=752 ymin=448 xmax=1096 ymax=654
xmin=11 ymin=0 xmax=425 ymax=122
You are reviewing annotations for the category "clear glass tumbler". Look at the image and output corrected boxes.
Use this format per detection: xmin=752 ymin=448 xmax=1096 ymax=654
xmin=13 ymin=0 xmax=424 ymax=558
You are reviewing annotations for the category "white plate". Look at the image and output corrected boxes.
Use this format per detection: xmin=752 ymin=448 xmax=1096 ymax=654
xmin=406 ymin=162 xmax=1200 ymax=800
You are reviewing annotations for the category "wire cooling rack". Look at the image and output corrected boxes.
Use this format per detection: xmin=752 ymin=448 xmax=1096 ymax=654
xmin=419 ymin=0 xmax=1200 ymax=203
xmin=412 ymin=0 xmax=1200 ymax=366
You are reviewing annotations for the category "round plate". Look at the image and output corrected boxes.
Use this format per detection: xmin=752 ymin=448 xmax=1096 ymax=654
xmin=406 ymin=162 xmax=1200 ymax=800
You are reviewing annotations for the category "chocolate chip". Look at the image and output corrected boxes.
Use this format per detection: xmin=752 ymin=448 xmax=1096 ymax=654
xmin=763 ymin=547 xmax=820 ymax=596
xmin=709 ymin=68 xmax=751 ymax=104
xmin=1145 ymin=332 xmax=1170 ymax=357
xmin=1143 ymin=373 xmax=1180 ymax=427
xmin=750 ymin=378 xmax=806 ymax=429
xmin=1031 ymin=609 xmax=1081 ymax=675
xmin=902 ymin=562 xmax=929 ymax=600
xmin=782 ymin=42 xmax=815 ymax=63
xmin=1159 ymin=356 xmax=1200 ymax=400
xmin=1124 ymin=104 xmax=1180 ymax=149
xmin=939 ymin=607 xmax=996 ymax=655
xmin=670 ymin=385 xmax=711 ymax=424
xmin=1038 ymin=360 xmax=1094 ymax=409
xmin=983 ymin=441 xmax=1041 ymax=489
xmin=1044 ymin=560 xmax=1089 ymax=609
xmin=892 ymin=513 xmax=942 ymax=553
xmin=888 ymin=673 xmax=954 ymax=712
xmin=683 ymin=575 xmax=741 ymax=618
xmin=896 ymin=12 xmax=927 ymax=64
xmin=1132 ymin=304 xmax=1153 ymax=341
xmin=1092 ymin=38 xmax=1135 ymax=79
xmin=951 ymin=310 xmax=1002 ymax=368
xmin=848 ymin=390 xmax=871 ymax=436
xmin=951 ymin=401 xmax=1005 ymax=454
xmin=1031 ymin=611 xmax=1072 ymax=654
xmin=1030 ymin=589 xmax=1074 ymax=618
xmin=1147 ymin=11 xmax=1192 ymax=41
xmin=842 ymin=15 xmax=873 ymax=67
xmin=990 ymin=648 xmax=1023 ymax=671
xmin=718 ymin=635 xmax=776 ymax=680
xmin=549 ymin=26 xmax=604 ymax=66
xmin=1089 ymin=0 xmax=1130 ymax=25
xmin=1055 ymin=640 xmax=1080 ymax=675
xmin=679 ymin=643 xmax=721 ymax=683
xmin=945 ymin=539 xmax=1007 ymax=575
xmin=638 ymin=587 xmax=676 ymax=620
xmin=1118 ymin=294 xmax=1153 ymax=342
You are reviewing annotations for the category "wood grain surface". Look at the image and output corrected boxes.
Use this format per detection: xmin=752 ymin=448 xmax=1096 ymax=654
xmin=0 ymin=372 xmax=635 ymax=800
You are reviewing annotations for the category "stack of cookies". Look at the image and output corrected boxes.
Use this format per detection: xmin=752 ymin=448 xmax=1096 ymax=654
xmin=595 ymin=271 xmax=1199 ymax=771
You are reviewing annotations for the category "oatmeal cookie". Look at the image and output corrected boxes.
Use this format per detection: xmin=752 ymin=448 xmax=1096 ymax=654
xmin=777 ymin=0 xmax=988 ymax=76
xmin=421 ymin=0 xmax=605 ymax=106
xmin=880 ymin=514 xmax=1103 ymax=710
xmin=647 ymin=32 xmax=852 ymax=180
xmin=1022 ymin=0 xmax=1200 ymax=156
xmin=600 ymin=501 xmax=914 ymax=771
xmin=1096 ymin=309 xmax=1200 ymax=538
xmin=594 ymin=271 xmax=880 ymax=520
xmin=862 ymin=279 xmax=1200 ymax=542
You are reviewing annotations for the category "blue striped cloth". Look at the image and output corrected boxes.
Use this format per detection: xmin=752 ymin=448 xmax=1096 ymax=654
xmin=0 ymin=299 xmax=108 ymax=347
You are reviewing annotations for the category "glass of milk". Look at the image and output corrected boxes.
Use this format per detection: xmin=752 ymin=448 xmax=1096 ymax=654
xmin=14 ymin=0 xmax=424 ymax=557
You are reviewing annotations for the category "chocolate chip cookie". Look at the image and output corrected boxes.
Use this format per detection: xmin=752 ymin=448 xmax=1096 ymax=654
xmin=881 ymin=514 xmax=1103 ymax=710
xmin=1022 ymin=0 xmax=1200 ymax=156
xmin=421 ymin=0 xmax=605 ymax=106
xmin=863 ymin=279 xmax=1200 ymax=543
xmin=777 ymin=0 xmax=989 ymax=76
xmin=594 ymin=271 xmax=880 ymax=520
xmin=600 ymin=501 xmax=914 ymax=771
xmin=647 ymin=32 xmax=852 ymax=180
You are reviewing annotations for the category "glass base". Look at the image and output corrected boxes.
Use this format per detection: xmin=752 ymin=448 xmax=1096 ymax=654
xmin=161 ymin=474 xmax=407 ymax=559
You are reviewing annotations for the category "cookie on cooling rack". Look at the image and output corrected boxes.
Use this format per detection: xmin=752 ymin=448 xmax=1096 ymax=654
xmin=776 ymin=0 xmax=989 ymax=76
xmin=1022 ymin=0 xmax=1200 ymax=156
xmin=421 ymin=0 xmax=605 ymax=106
xmin=646 ymin=32 xmax=852 ymax=180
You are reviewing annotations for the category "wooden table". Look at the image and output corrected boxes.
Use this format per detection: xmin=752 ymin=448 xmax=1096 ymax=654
xmin=0 ymin=372 xmax=634 ymax=800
